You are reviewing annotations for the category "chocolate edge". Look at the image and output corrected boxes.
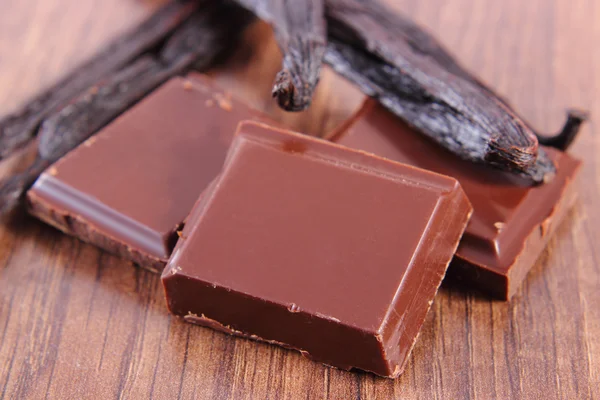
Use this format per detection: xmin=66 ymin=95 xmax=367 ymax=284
xmin=381 ymin=181 xmax=473 ymax=376
xmin=28 ymin=173 xmax=170 ymax=269
xmin=235 ymin=121 xmax=460 ymax=194
xmin=449 ymin=160 xmax=581 ymax=300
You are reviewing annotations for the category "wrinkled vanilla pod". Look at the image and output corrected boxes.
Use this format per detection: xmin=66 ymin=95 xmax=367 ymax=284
xmin=0 ymin=1 xmax=198 ymax=160
xmin=0 ymin=2 xmax=253 ymax=216
xmin=324 ymin=38 xmax=555 ymax=183
xmin=234 ymin=0 xmax=326 ymax=111
xmin=322 ymin=0 xmax=587 ymax=182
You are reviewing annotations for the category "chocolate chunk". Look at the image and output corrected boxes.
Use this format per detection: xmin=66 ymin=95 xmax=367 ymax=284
xmin=331 ymin=100 xmax=581 ymax=300
xmin=26 ymin=76 xmax=273 ymax=272
xmin=162 ymin=121 xmax=472 ymax=377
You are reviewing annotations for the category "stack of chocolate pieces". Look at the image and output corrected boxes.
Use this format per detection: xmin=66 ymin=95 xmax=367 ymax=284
xmin=26 ymin=74 xmax=581 ymax=377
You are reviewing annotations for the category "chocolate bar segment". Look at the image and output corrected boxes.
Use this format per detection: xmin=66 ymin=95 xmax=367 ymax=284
xmin=26 ymin=76 xmax=272 ymax=272
xmin=331 ymin=100 xmax=581 ymax=299
xmin=162 ymin=121 xmax=472 ymax=377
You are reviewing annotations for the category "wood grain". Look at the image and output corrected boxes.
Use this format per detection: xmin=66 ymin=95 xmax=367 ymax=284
xmin=0 ymin=0 xmax=598 ymax=399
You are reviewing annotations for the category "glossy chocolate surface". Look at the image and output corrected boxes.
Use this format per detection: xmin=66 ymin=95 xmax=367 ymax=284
xmin=162 ymin=121 xmax=472 ymax=377
xmin=332 ymin=100 xmax=581 ymax=299
xmin=27 ymin=75 xmax=270 ymax=271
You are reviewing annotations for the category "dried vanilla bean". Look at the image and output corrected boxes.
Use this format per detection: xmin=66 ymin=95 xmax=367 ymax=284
xmin=234 ymin=0 xmax=326 ymax=111
xmin=322 ymin=0 xmax=587 ymax=182
xmin=0 ymin=2 xmax=253 ymax=216
xmin=324 ymin=38 xmax=554 ymax=183
xmin=0 ymin=1 xmax=198 ymax=160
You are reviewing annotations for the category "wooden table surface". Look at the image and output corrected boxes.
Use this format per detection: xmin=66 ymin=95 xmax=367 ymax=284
xmin=1 ymin=0 xmax=598 ymax=399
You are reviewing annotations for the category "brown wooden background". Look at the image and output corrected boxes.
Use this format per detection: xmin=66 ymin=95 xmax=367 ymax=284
xmin=1 ymin=0 xmax=598 ymax=399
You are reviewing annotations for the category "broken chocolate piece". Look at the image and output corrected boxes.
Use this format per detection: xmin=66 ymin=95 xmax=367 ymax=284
xmin=233 ymin=0 xmax=326 ymax=111
xmin=26 ymin=76 xmax=273 ymax=272
xmin=0 ymin=0 xmax=198 ymax=160
xmin=331 ymin=101 xmax=581 ymax=299
xmin=162 ymin=121 xmax=472 ymax=377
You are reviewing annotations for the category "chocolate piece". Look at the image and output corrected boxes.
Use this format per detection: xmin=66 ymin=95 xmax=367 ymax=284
xmin=331 ymin=101 xmax=581 ymax=299
xmin=162 ymin=121 xmax=472 ymax=377
xmin=26 ymin=76 xmax=272 ymax=272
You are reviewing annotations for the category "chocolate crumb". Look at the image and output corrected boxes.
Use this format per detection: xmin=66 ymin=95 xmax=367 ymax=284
xmin=219 ymin=100 xmax=232 ymax=111
xmin=214 ymin=93 xmax=232 ymax=111
xmin=171 ymin=266 xmax=183 ymax=275
xmin=288 ymin=303 xmax=301 ymax=312
xmin=83 ymin=137 xmax=97 ymax=147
